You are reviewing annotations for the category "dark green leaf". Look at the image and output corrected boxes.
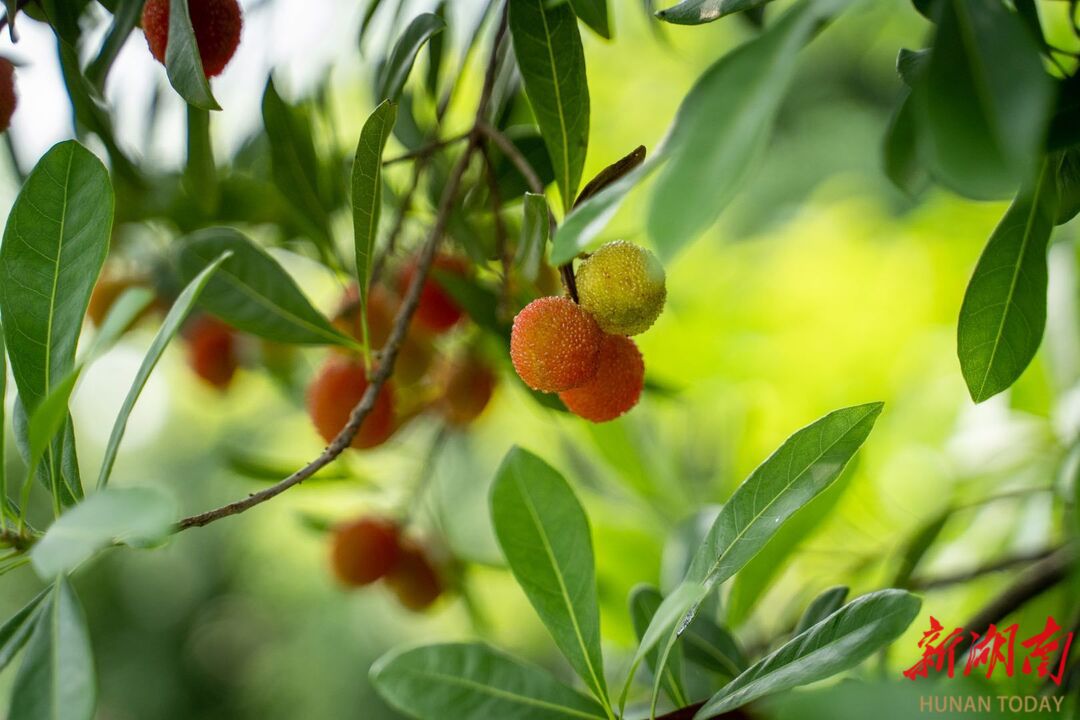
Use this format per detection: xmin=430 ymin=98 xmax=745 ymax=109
xmin=509 ymin=0 xmax=591 ymax=211
xmin=883 ymin=93 xmax=929 ymax=197
xmin=492 ymin=129 xmax=556 ymax=200
xmin=630 ymin=585 xmax=689 ymax=708
xmin=628 ymin=403 xmax=884 ymax=714
xmin=352 ymin=100 xmax=397 ymax=308
xmin=912 ymin=0 xmax=1052 ymax=200
xmin=1056 ymin=149 xmax=1080 ymax=225
xmin=98 ymin=254 xmax=230 ymax=488
xmin=682 ymin=615 xmax=746 ymax=679
xmin=891 ymin=509 xmax=949 ymax=588
xmin=647 ymin=0 xmax=839 ymax=258
xmin=371 ymin=643 xmax=608 ymax=719
xmin=491 ymin=448 xmax=610 ymax=706
xmin=895 ymin=48 xmax=927 ymax=88
xmin=569 ymin=0 xmax=611 ymax=38
xmin=164 ymin=0 xmax=220 ymax=110
xmin=0 ymin=320 xmax=6 ymax=518
xmin=425 ymin=3 xmax=447 ymax=98
xmin=0 ymin=588 xmax=50 ymax=672
xmin=793 ymin=585 xmax=849 ymax=635
xmin=31 ymin=488 xmax=175 ymax=578
xmin=9 ymin=578 xmax=96 ymax=720
xmin=177 ymin=228 xmax=354 ymax=347
xmin=517 ymin=193 xmax=549 ymax=282
xmin=358 ymin=0 xmax=386 ymax=45
xmin=958 ymin=160 xmax=1058 ymax=402
xmin=85 ymin=0 xmax=143 ymax=90
xmin=3 ymin=0 xmax=19 ymax=41
xmin=36 ymin=0 xmax=83 ymax=45
xmin=656 ymin=0 xmax=775 ymax=25
xmin=379 ymin=13 xmax=446 ymax=102
xmin=696 ymin=590 xmax=920 ymax=717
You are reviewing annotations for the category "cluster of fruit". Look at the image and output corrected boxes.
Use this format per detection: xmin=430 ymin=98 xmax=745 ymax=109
xmin=330 ymin=517 xmax=443 ymax=612
xmin=511 ymin=241 xmax=666 ymax=422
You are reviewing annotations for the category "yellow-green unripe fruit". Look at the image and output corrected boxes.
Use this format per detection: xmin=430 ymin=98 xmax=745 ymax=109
xmin=576 ymin=241 xmax=666 ymax=336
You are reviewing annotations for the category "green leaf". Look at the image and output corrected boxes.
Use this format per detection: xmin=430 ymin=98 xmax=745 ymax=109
xmin=371 ymin=643 xmax=608 ymax=720
xmin=509 ymin=0 xmax=591 ymax=211
xmin=0 ymin=141 xmax=112 ymax=505
xmin=656 ymin=0 xmax=775 ymax=25
xmin=30 ymin=488 xmax=175 ymax=578
xmin=425 ymin=3 xmax=447 ymax=99
xmin=895 ymin=48 xmax=927 ymax=88
xmin=1055 ymin=149 xmax=1080 ymax=225
xmin=0 ymin=588 xmax=50 ymax=672
xmin=958 ymin=160 xmax=1058 ymax=402
xmin=492 ymin=129 xmax=556 ymax=200
xmin=164 ymin=0 xmax=220 ymax=110
xmin=358 ymin=0 xmax=386 ymax=45
xmin=491 ymin=448 xmax=610 ymax=707
xmin=569 ymin=0 xmax=611 ymax=38
xmin=85 ymin=0 xmax=143 ymax=90
xmin=0 ymin=141 xmax=113 ymax=414
xmin=352 ymin=100 xmax=397 ymax=308
xmin=793 ymin=585 xmax=849 ymax=635
xmin=9 ymin=578 xmax=96 ymax=720
xmin=176 ymin=228 xmax=354 ymax=347
xmin=695 ymin=590 xmax=921 ymax=718
xmin=626 ymin=402 xmax=884 ymax=714
xmin=3 ymin=0 xmax=19 ymax=41
xmin=261 ymin=79 xmax=334 ymax=254
xmin=97 ymin=254 xmax=230 ymax=489
xmin=911 ymin=0 xmax=1052 ymax=200
xmin=629 ymin=585 xmax=688 ymax=708
xmin=682 ymin=615 xmax=746 ymax=679
xmin=378 ymin=13 xmax=446 ymax=102
xmin=0 ymin=320 xmax=7 ymax=519
xmin=647 ymin=0 xmax=840 ymax=258
xmin=883 ymin=93 xmax=929 ymax=198
xmin=517 ymin=193 xmax=550 ymax=282
xmin=890 ymin=509 xmax=950 ymax=589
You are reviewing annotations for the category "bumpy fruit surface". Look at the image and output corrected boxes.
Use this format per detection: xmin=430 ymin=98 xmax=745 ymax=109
xmin=142 ymin=0 xmax=243 ymax=78
xmin=559 ymin=334 xmax=644 ymax=422
xmin=330 ymin=518 xmax=401 ymax=587
xmin=307 ymin=355 xmax=396 ymax=449
xmin=436 ymin=353 xmax=496 ymax=427
xmin=576 ymin=240 xmax=666 ymax=336
xmin=385 ymin=540 xmax=442 ymax=611
xmin=510 ymin=297 xmax=603 ymax=392
xmin=333 ymin=285 xmax=434 ymax=385
xmin=0 ymin=59 xmax=16 ymax=133
xmin=400 ymin=255 xmax=468 ymax=333
xmin=185 ymin=315 xmax=238 ymax=390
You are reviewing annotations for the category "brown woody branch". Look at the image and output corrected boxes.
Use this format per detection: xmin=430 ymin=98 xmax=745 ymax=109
xmin=175 ymin=5 xmax=510 ymax=532
xmin=910 ymin=545 xmax=1063 ymax=591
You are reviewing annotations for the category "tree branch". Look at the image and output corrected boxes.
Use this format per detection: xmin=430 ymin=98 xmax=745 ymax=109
xmin=175 ymin=4 xmax=511 ymax=533
xmin=910 ymin=545 xmax=1063 ymax=591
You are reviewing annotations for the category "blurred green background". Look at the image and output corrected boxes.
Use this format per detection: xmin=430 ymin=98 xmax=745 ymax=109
xmin=1 ymin=0 xmax=1078 ymax=717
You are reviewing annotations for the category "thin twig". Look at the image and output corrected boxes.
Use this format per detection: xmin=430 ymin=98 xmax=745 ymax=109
xmin=370 ymin=157 xmax=426 ymax=285
xmin=479 ymin=144 xmax=512 ymax=319
xmin=176 ymin=4 xmax=511 ymax=533
xmin=476 ymin=121 xmax=544 ymax=194
xmin=910 ymin=545 xmax=1063 ymax=591
xmin=383 ymin=132 xmax=471 ymax=166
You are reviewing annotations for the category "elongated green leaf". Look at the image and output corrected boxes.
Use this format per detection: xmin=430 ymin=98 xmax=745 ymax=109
xmin=883 ymin=93 xmax=929 ymax=198
xmin=891 ymin=509 xmax=949 ymax=589
xmin=958 ymin=161 xmax=1058 ymax=402
xmin=492 ymin=129 xmax=556 ymax=200
xmin=1056 ymin=149 xmax=1080 ymax=225
xmin=647 ymin=0 xmax=840 ymax=258
xmin=912 ymin=0 xmax=1052 ymax=200
xmin=3 ymin=0 xmax=19 ymax=41
xmin=425 ymin=3 xmax=447 ymax=98
xmin=569 ymin=0 xmax=611 ymax=38
xmin=177 ymin=228 xmax=353 ymax=347
xmin=895 ymin=48 xmax=927 ymax=88
xmin=517 ymin=193 xmax=550 ymax=282
xmin=0 ymin=141 xmax=112 ymax=505
xmin=656 ymin=0 xmax=774 ymax=25
xmin=371 ymin=643 xmax=608 ymax=720
xmin=31 ymin=487 xmax=175 ymax=578
xmin=0 ymin=320 xmax=7 ymax=520
xmin=627 ymin=402 xmax=883 ymax=714
xmin=695 ymin=590 xmax=921 ymax=718
xmin=509 ymin=0 xmax=590 ymax=211
xmin=0 ymin=588 xmax=50 ymax=672
xmin=358 ymin=0 xmax=386 ymax=45
xmin=378 ymin=13 xmax=446 ymax=102
xmin=9 ymin=578 xmax=96 ymax=720
xmin=352 ymin=100 xmax=397 ymax=308
xmin=165 ymin=0 xmax=220 ymax=110
xmin=85 ymin=0 xmax=143 ymax=89
xmin=98 ymin=254 xmax=229 ymax=488
xmin=630 ymin=585 xmax=688 ymax=708
xmin=491 ymin=448 xmax=609 ymax=706
xmin=682 ymin=615 xmax=746 ymax=679
xmin=793 ymin=585 xmax=848 ymax=635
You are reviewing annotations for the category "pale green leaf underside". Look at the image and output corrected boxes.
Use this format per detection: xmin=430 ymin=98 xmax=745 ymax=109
xmin=165 ymin=0 xmax=220 ymax=110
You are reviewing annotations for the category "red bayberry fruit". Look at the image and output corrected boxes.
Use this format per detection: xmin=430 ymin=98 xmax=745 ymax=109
xmin=510 ymin=296 xmax=603 ymax=392
xmin=307 ymin=354 xmax=396 ymax=450
xmin=385 ymin=540 xmax=442 ymax=611
xmin=142 ymin=0 xmax=243 ymax=78
xmin=0 ymin=59 xmax=16 ymax=133
xmin=185 ymin=315 xmax=238 ymax=390
xmin=333 ymin=285 xmax=435 ymax=386
xmin=330 ymin=518 xmax=402 ymax=587
xmin=435 ymin=352 xmax=496 ymax=427
xmin=399 ymin=255 xmax=468 ymax=333
xmin=558 ymin=334 xmax=645 ymax=422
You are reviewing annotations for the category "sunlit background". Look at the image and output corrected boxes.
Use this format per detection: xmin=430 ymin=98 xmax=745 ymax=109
xmin=1 ymin=0 xmax=1078 ymax=717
